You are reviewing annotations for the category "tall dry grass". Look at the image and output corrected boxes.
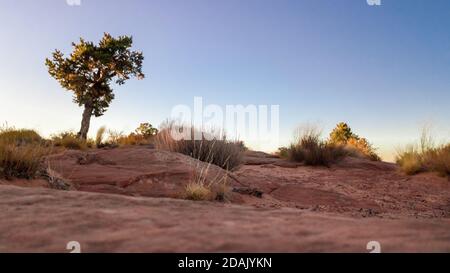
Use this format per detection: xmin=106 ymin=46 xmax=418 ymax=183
xmin=0 ymin=127 xmax=50 ymax=179
xmin=396 ymin=129 xmax=450 ymax=177
xmin=50 ymin=131 xmax=92 ymax=150
xmin=101 ymin=129 xmax=154 ymax=147
xmin=183 ymin=149 xmax=231 ymax=202
xmin=280 ymin=126 xmax=347 ymax=166
xmin=95 ymin=126 xmax=107 ymax=148
xmin=154 ymin=123 xmax=244 ymax=171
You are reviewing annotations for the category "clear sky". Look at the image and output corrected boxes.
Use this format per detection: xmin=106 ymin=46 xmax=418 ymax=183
xmin=0 ymin=0 xmax=449 ymax=161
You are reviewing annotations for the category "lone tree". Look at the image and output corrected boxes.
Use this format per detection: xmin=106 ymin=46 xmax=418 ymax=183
xmin=46 ymin=33 xmax=144 ymax=140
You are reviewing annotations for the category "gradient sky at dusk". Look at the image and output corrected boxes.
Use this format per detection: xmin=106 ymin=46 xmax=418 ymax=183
xmin=1 ymin=0 xmax=449 ymax=161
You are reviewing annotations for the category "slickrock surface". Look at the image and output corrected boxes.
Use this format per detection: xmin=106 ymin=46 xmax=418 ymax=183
xmin=1 ymin=147 xmax=449 ymax=252
xmin=0 ymin=185 xmax=449 ymax=253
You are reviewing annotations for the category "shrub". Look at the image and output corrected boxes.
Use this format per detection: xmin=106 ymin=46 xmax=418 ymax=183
xmin=103 ymin=130 xmax=147 ymax=147
xmin=182 ymin=158 xmax=231 ymax=201
xmin=155 ymin=124 xmax=244 ymax=170
xmin=283 ymin=127 xmax=347 ymax=166
xmin=184 ymin=182 xmax=212 ymax=201
xmin=0 ymin=127 xmax=42 ymax=145
xmin=346 ymin=138 xmax=381 ymax=161
xmin=0 ymin=128 xmax=50 ymax=179
xmin=329 ymin=122 xmax=357 ymax=145
xmin=0 ymin=144 xmax=48 ymax=179
xmin=135 ymin=123 xmax=158 ymax=138
xmin=396 ymin=130 xmax=450 ymax=177
xmin=329 ymin=122 xmax=380 ymax=161
xmin=396 ymin=147 xmax=423 ymax=175
xmin=424 ymin=144 xmax=450 ymax=177
xmin=51 ymin=131 xmax=90 ymax=150
xmin=95 ymin=126 xmax=107 ymax=148
xmin=277 ymin=147 xmax=289 ymax=159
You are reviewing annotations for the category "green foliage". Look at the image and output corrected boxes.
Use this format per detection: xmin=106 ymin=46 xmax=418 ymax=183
xmin=45 ymin=33 xmax=145 ymax=116
xmin=281 ymin=123 xmax=381 ymax=166
xmin=135 ymin=123 xmax=158 ymax=138
xmin=329 ymin=122 xmax=380 ymax=161
xmin=45 ymin=33 xmax=145 ymax=139
xmin=329 ymin=122 xmax=358 ymax=145
xmin=277 ymin=147 xmax=289 ymax=159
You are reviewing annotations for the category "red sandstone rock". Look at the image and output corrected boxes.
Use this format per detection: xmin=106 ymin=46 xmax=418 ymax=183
xmin=1 ymin=147 xmax=449 ymax=252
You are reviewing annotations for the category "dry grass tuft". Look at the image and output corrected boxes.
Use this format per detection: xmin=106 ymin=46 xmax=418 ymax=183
xmin=155 ymin=123 xmax=244 ymax=171
xmin=95 ymin=126 xmax=107 ymax=148
xmin=0 ymin=127 xmax=50 ymax=179
xmin=50 ymin=131 xmax=92 ymax=150
xmin=396 ymin=129 xmax=450 ymax=177
xmin=102 ymin=129 xmax=154 ymax=147
xmin=183 ymin=163 xmax=231 ymax=202
xmin=44 ymin=163 xmax=74 ymax=190
xmin=184 ymin=182 xmax=212 ymax=201
xmin=279 ymin=127 xmax=347 ymax=167
xmin=0 ymin=127 xmax=42 ymax=145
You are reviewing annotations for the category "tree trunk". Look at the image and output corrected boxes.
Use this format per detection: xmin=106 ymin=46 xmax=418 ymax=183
xmin=78 ymin=103 xmax=93 ymax=140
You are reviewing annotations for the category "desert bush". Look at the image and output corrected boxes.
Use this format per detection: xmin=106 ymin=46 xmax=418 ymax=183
xmin=329 ymin=122 xmax=358 ymax=145
xmin=397 ymin=144 xmax=450 ymax=177
xmin=346 ymin=138 xmax=381 ymax=161
xmin=51 ymin=131 xmax=91 ymax=150
xmin=0 ymin=128 xmax=50 ymax=179
xmin=283 ymin=127 xmax=347 ymax=166
xmin=95 ymin=126 xmax=107 ymax=148
xmin=396 ymin=146 xmax=423 ymax=175
xmin=104 ymin=132 xmax=142 ymax=147
xmin=182 ymin=157 xmax=231 ymax=201
xmin=423 ymin=144 xmax=450 ymax=177
xmin=277 ymin=147 xmax=289 ymax=158
xmin=135 ymin=123 xmax=158 ymax=138
xmin=0 ymin=143 xmax=49 ymax=179
xmin=396 ymin=129 xmax=450 ymax=177
xmin=155 ymin=124 xmax=244 ymax=170
xmin=329 ymin=122 xmax=380 ymax=161
xmin=184 ymin=182 xmax=212 ymax=201
xmin=103 ymin=124 xmax=158 ymax=148
xmin=0 ymin=126 xmax=42 ymax=145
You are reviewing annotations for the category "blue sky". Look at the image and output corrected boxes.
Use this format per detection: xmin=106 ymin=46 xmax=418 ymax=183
xmin=0 ymin=0 xmax=449 ymax=161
